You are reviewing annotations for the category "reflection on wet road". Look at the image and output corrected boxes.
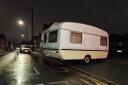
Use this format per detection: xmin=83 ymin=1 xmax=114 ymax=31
xmin=0 ymin=51 xmax=126 ymax=85
xmin=0 ymin=52 xmax=34 ymax=84
xmin=0 ymin=52 xmax=110 ymax=85
xmin=11 ymin=54 xmax=34 ymax=84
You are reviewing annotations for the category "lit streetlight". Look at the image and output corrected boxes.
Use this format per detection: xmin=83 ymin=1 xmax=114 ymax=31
xmin=21 ymin=34 xmax=24 ymax=38
xmin=18 ymin=20 xmax=24 ymax=26
xmin=17 ymin=19 xmax=31 ymax=46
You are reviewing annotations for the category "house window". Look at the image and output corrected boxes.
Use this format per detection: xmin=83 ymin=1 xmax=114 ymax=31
xmin=44 ymin=33 xmax=47 ymax=43
xmin=100 ymin=36 xmax=107 ymax=46
xmin=70 ymin=32 xmax=82 ymax=44
xmin=48 ymin=30 xmax=58 ymax=43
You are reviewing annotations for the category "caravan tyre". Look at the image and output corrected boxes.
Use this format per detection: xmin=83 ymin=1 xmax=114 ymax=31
xmin=84 ymin=55 xmax=91 ymax=64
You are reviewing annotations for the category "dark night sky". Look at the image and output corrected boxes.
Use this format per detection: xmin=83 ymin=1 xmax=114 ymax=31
xmin=0 ymin=0 xmax=128 ymax=40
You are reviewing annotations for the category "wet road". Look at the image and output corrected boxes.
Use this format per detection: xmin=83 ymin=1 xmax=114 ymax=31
xmin=66 ymin=55 xmax=128 ymax=85
xmin=0 ymin=51 xmax=113 ymax=85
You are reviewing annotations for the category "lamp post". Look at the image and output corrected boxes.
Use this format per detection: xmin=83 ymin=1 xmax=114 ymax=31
xmin=17 ymin=8 xmax=34 ymax=47
xmin=18 ymin=20 xmax=24 ymax=45
xmin=31 ymin=8 xmax=34 ymax=48
xmin=20 ymin=34 xmax=24 ymax=44
xmin=17 ymin=20 xmax=31 ymax=46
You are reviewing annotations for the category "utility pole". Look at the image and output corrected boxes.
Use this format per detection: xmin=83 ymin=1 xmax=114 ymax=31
xmin=31 ymin=8 xmax=34 ymax=47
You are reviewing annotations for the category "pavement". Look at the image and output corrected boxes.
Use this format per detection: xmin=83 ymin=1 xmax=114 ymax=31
xmin=0 ymin=51 xmax=9 ymax=57
xmin=0 ymin=49 xmax=4 ymax=52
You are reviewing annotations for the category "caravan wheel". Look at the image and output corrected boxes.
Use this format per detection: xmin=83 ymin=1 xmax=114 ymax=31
xmin=84 ymin=55 xmax=91 ymax=64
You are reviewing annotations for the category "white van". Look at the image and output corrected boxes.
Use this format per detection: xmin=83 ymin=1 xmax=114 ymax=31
xmin=41 ymin=22 xmax=109 ymax=63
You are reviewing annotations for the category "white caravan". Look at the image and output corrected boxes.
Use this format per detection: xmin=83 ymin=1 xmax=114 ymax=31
xmin=41 ymin=22 xmax=109 ymax=63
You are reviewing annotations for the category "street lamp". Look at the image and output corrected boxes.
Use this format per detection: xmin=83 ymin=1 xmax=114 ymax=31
xmin=21 ymin=34 xmax=24 ymax=38
xmin=17 ymin=19 xmax=31 ymax=46
xmin=18 ymin=20 xmax=24 ymax=26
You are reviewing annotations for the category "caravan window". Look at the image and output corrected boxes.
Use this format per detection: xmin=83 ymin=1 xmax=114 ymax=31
xmin=44 ymin=33 xmax=47 ymax=43
xmin=100 ymin=36 xmax=107 ymax=46
xmin=48 ymin=30 xmax=58 ymax=43
xmin=70 ymin=32 xmax=82 ymax=44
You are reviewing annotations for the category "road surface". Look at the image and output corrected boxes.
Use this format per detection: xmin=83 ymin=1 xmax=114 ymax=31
xmin=0 ymin=51 xmax=126 ymax=85
xmin=0 ymin=51 xmax=109 ymax=85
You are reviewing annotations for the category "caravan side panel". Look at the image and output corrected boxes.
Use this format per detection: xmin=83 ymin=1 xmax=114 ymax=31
xmin=60 ymin=50 xmax=108 ymax=60
xmin=59 ymin=29 xmax=108 ymax=60
xmin=59 ymin=29 xmax=86 ymax=49
xmin=59 ymin=29 xmax=108 ymax=50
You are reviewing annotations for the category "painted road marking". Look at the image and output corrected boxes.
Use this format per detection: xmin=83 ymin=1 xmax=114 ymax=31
xmin=45 ymin=65 xmax=56 ymax=73
xmin=56 ymin=67 xmax=69 ymax=73
xmin=33 ymin=67 xmax=40 ymax=74
xmin=80 ymin=79 xmax=94 ymax=85
xmin=80 ymin=74 xmax=108 ymax=85
xmin=66 ymin=64 xmax=117 ymax=85
xmin=89 ymin=77 xmax=108 ymax=85
xmin=47 ymin=81 xmax=69 ymax=85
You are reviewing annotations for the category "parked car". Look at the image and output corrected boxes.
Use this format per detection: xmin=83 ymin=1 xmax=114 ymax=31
xmin=20 ymin=45 xmax=32 ymax=54
xmin=109 ymin=42 xmax=128 ymax=55
xmin=6 ymin=47 xmax=12 ymax=51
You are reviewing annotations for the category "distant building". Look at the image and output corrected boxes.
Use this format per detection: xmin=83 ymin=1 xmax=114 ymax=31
xmin=0 ymin=34 xmax=8 ymax=50
xmin=32 ymin=33 xmax=41 ymax=48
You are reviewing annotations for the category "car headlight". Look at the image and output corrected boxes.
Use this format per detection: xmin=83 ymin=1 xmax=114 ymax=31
xmin=117 ymin=50 xmax=122 ymax=53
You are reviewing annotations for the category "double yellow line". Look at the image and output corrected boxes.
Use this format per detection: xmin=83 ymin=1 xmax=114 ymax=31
xmin=66 ymin=65 xmax=118 ymax=85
